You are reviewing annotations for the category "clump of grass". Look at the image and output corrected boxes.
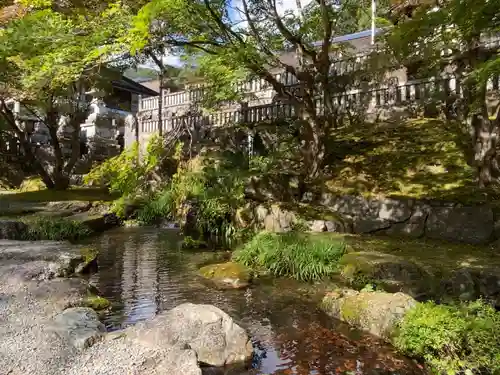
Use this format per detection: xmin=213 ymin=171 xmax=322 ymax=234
xmin=23 ymin=218 xmax=93 ymax=241
xmin=233 ymin=232 xmax=346 ymax=281
xmin=395 ymin=300 xmax=500 ymax=374
xmin=136 ymin=189 xmax=175 ymax=224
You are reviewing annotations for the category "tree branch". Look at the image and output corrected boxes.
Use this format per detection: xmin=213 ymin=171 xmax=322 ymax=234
xmin=266 ymin=0 xmax=317 ymax=63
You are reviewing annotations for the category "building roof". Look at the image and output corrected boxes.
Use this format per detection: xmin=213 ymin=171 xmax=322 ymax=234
xmin=309 ymin=28 xmax=389 ymax=55
xmin=111 ymin=76 xmax=159 ymax=97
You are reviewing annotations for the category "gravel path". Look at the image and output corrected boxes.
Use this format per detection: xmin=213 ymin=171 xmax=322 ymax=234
xmin=0 ymin=264 xmax=87 ymax=375
xmin=0 ymin=240 xmax=96 ymax=375
xmin=0 ymin=240 xmax=252 ymax=375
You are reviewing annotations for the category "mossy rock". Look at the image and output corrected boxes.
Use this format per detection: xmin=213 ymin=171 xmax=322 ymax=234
xmin=84 ymin=295 xmax=111 ymax=311
xmin=75 ymin=247 xmax=99 ymax=274
xmin=339 ymin=251 xmax=434 ymax=299
xmin=321 ymin=288 xmax=417 ymax=342
xmin=199 ymin=262 xmax=251 ymax=289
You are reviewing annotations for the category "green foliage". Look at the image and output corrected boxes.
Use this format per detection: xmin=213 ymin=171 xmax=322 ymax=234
xmin=85 ymin=135 xmax=171 ymax=198
xmin=23 ymin=218 xmax=92 ymax=241
xmin=136 ymin=188 xmax=175 ymax=223
xmin=389 ymin=0 xmax=500 ymax=109
xmin=125 ymin=0 xmax=396 ymax=183
xmin=0 ymin=1 xmax=132 ymax=189
xmin=395 ymin=300 xmax=500 ymax=374
xmin=136 ymin=153 xmax=246 ymax=241
xmin=110 ymin=196 xmax=130 ymax=218
xmin=303 ymin=0 xmax=391 ymax=41
xmin=84 ymin=142 xmax=142 ymax=196
xmin=123 ymin=66 xmax=160 ymax=81
xmin=181 ymin=236 xmax=207 ymax=249
xmin=233 ymin=232 xmax=347 ymax=282
xmin=19 ymin=177 xmax=45 ymax=192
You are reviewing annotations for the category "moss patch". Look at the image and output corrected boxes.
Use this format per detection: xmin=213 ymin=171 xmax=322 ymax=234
xmin=344 ymin=235 xmax=500 ymax=275
xmin=324 ymin=119 xmax=500 ymax=203
xmin=84 ymin=295 xmax=111 ymax=310
xmin=338 ymin=235 xmax=500 ymax=303
xmin=340 ymin=296 xmax=367 ymax=323
xmin=321 ymin=289 xmax=417 ymax=341
xmin=200 ymin=261 xmax=250 ymax=281
xmin=199 ymin=261 xmax=251 ymax=289
xmin=77 ymin=246 xmax=99 ymax=273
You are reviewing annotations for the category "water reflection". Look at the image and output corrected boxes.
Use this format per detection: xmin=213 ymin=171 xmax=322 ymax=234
xmin=86 ymin=227 xmax=426 ymax=375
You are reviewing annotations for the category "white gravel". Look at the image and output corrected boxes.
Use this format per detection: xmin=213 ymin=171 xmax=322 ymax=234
xmin=0 ymin=240 xmax=249 ymax=375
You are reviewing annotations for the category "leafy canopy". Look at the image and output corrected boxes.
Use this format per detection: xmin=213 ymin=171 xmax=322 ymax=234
xmin=0 ymin=0 xmax=128 ymax=101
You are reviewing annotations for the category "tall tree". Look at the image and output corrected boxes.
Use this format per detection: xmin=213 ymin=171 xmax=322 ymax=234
xmin=389 ymin=0 xmax=500 ymax=187
xmin=0 ymin=0 xmax=128 ymax=189
xmin=127 ymin=0 xmax=387 ymax=188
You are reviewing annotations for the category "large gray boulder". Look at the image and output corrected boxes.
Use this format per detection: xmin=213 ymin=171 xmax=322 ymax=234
xmin=128 ymin=303 xmax=253 ymax=367
xmin=51 ymin=308 xmax=106 ymax=350
xmin=263 ymin=205 xmax=296 ymax=232
xmin=330 ymin=195 xmax=414 ymax=223
xmin=321 ymin=289 xmax=417 ymax=342
xmin=0 ymin=240 xmax=98 ymax=279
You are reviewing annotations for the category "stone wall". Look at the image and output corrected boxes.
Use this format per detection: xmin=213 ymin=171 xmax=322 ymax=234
xmin=250 ymin=194 xmax=498 ymax=245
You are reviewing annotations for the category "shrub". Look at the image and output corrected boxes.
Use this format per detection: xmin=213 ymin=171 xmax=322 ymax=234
xmin=136 ymin=153 xmax=246 ymax=241
xmin=23 ymin=218 xmax=92 ymax=241
xmin=84 ymin=135 xmax=173 ymax=197
xmin=136 ymin=189 xmax=175 ymax=224
xmin=232 ymin=232 xmax=347 ymax=281
xmin=395 ymin=300 xmax=500 ymax=374
xmin=19 ymin=177 xmax=45 ymax=192
xmin=84 ymin=142 xmax=143 ymax=196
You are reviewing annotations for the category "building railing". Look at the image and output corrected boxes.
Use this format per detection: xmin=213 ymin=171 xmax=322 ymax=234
xmin=138 ymin=33 xmax=500 ymax=113
xmin=138 ymin=75 xmax=500 ymax=134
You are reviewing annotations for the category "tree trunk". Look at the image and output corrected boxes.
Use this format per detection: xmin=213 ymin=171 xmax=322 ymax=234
xmin=301 ymin=113 xmax=326 ymax=183
xmin=40 ymin=174 xmax=55 ymax=189
xmin=471 ymin=112 xmax=500 ymax=187
xmin=51 ymin=174 xmax=70 ymax=190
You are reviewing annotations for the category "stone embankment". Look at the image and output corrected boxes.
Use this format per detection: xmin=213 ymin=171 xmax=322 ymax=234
xmin=0 ymin=240 xmax=253 ymax=375
xmin=242 ymin=194 xmax=500 ymax=245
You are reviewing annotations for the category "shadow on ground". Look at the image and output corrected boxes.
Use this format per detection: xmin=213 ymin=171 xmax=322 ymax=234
xmin=324 ymin=118 xmax=500 ymax=203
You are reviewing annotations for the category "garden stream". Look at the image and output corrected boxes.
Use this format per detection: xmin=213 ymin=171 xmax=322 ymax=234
xmin=84 ymin=227 xmax=426 ymax=375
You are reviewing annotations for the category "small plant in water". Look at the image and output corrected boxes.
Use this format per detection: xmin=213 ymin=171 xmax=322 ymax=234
xmin=233 ymin=231 xmax=346 ymax=282
xmin=181 ymin=236 xmax=207 ymax=249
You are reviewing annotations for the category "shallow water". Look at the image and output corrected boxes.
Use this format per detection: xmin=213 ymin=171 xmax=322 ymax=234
xmin=86 ymin=227 xmax=426 ymax=375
